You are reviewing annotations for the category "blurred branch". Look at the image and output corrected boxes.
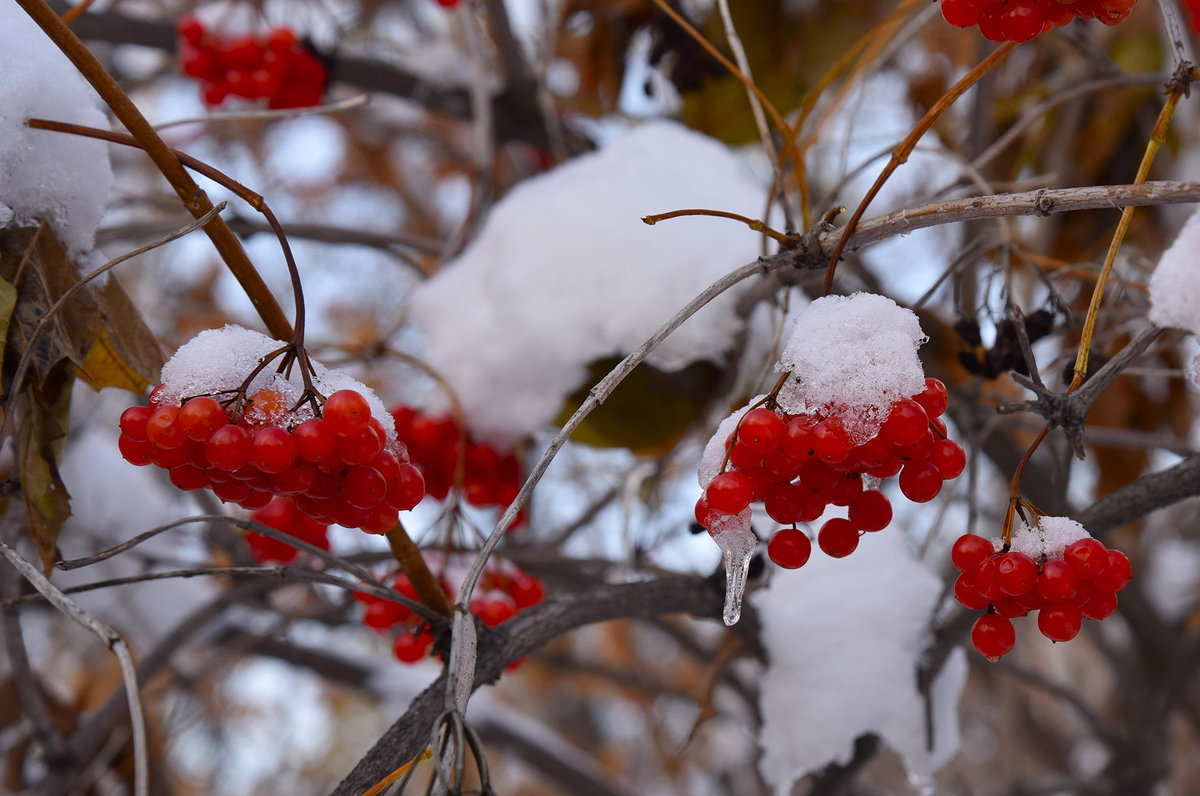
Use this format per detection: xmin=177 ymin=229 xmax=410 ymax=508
xmin=1076 ymin=453 xmax=1200 ymax=537
xmin=50 ymin=0 xmax=591 ymax=154
xmin=329 ymin=572 xmax=756 ymax=795
xmin=0 ymin=540 xmax=148 ymax=796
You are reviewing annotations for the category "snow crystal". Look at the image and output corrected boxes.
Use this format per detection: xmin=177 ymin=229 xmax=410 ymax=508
xmin=754 ymin=530 xmax=966 ymax=789
xmin=0 ymin=2 xmax=113 ymax=256
xmin=776 ymin=293 xmax=927 ymax=442
xmin=408 ymin=120 xmax=768 ymax=441
xmin=1005 ymin=516 xmax=1091 ymax=561
xmin=158 ymin=325 xmax=395 ymax=441
xmin=1148 ymin=207 xmax=1200 ymax=336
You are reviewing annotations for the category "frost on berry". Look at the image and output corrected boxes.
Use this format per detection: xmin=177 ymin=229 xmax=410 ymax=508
xmin=776 ymin=293 xmax=927 ymax=443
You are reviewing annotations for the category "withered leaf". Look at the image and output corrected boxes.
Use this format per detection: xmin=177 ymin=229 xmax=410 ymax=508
xmin=14 ymin=360 xmax=73 ymax=574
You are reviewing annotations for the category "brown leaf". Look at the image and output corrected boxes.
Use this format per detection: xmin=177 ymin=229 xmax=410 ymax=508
xmin=14 ymin=360 xmax=74 ymax=573
xmin=0 ymin=223 xmax=162 ymax=397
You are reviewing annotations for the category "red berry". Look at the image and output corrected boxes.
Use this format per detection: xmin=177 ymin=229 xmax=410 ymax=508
xmin=293 ymin=417 xmax=337 ymax=463
xmin=510 ymin=572 xmax=546 ymax=608
xmin=252 ymin=426 xmax=298 ymax=473
xmin=848 ymin=490 xmax=891 ymax=532
xmin=972 ymin=613 xmax=1016 ymax=660
xmin=974 ymin=556 xmax=1006 ymax=602
xmin=1092 ymin=549 xmax=1132 ymax=592
xmin=728 ymin=441 xmax=763 ymax=471
xmin=472 ymin=595 xmax=518 ymax=627
xmin=337 ymin=425 xmax=384 ymax=466
xmin=954 ymin=573 xmax=991 ymax=610
xmin=738 ymin=408 xmax=786 ymax=453
xmin=1038 ymin=603 xmax=1083 ymax=642
xmin=323 ymin=390 xmax=372 ymax=437
xmin=811 ymin=418 xmax=853 ymax=464
xmin=951 ymin=533 xmax=994 ymax=572
xmin=169 ymin=465 xmax=209 ymax=491
xmin=387 ymin=463 xmax=426 ymax=511
xmin=271 ymin=463 xmax=318 ymax=495
xmin=998 ymin=0 xmax=1046 ymax=41
xmin=914 ymin=378 xmax=949 ymax=418
xmin=1037 ymin=558 xmax=1080 ymax=603
xmin=146 ymin=405 xmax=187 ymax=449
xmin=881 ymin=399 xmax=929 ymax=447
xmin=1081 ymin=590 xmax=1118 ymax=620
xmin=781 ymin=415 xmax=819 ymax=460
xmin=119 ymin=406 xmax=151 ymax=441
xmin=898 ymin=461 xmax=943 ymax=503
xmin=178 ymin=396 xmax=228 ymax=441
xmin=341 ymin=465 xmax=387 ymax=509
xmin=205 ymin=424 xmax=252 ymax=471
xmin=996 ymin=551 xmax=1038 ymax=596
xmin=362 ymin=599 xmax=406 ymax=631
xmin=392 ymin=630 xmax=433 ymax=664
xmin=768 ymin=528 xmax=812 ymax=569
xmin=118 ymin=434 xmax=153 ymax=466
xmin=930 ymin=439 xmax=966 ymax=480
xmin=705 ymin=472 xmax=753 ymax=515
xmin=941 ymin=0 xmax=984 ymax=27
xmin=1063 ymin=537 xmax=1108 ymax=580
xmin=817 ymin=517 xmax=859 ymax=558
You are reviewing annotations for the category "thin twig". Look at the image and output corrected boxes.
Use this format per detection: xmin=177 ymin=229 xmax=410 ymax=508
xmin=153 ymin=93 xmax=371 ymax=130
xmin=0 ymin=540 xmax=148 ymax=796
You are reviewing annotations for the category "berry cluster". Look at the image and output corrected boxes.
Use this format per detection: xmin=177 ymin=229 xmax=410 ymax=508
xmin=177 ymin=16 xmax=328 ymax=109
xmin=941 ymin=0 xmax=1138 ymax=41
xmin=389 ymin=405 xmax=522 ymax=514
xmin=952 ymin=528 xmax=1132 ymax=660
xmin=356 ymin=564 xmax=545 ymax=664
xmin=119 ymin=386 xmax=425 ymax=533
xmin=245 ymin=495 xmax=330 ymax=564
xmin=696 ymin=378 xmax=965 ymax=569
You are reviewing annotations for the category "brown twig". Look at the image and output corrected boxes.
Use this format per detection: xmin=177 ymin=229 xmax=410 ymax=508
xmin=15 ymin=0 xmax=292 ymax=341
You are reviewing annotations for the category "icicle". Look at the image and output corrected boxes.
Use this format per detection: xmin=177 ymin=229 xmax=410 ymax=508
xmin=708 ymin=508 xmax=756 ymax=626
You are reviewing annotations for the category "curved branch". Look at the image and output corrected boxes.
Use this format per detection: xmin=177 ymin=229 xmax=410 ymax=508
xmin=1076 ymin=454 xmax=1200 ymax=537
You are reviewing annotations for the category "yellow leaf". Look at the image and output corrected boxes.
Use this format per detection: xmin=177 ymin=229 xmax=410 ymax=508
xmin=77 ymin=328 xmax=151 ymax=394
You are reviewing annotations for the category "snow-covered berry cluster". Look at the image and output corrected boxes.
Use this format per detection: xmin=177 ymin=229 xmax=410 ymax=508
xmin=952 ymin=517 xmax=1132 ymax=660
xmin=120 ymin=386 xmax=423 ymax=532
xmin=389 ymin=404 xmax=523 ymax=517
xmin=941 ymin=0 xmax=1138 ymax=42
xmin=244 ymin=495 xmax=330 ymax=564
xmin=176 ymin=16 xmax=328 ymax=109
xmin=698 ymin=378 xmax=963 ymax=569
xmin=118 ymin=326 xmax=425 ymax=534
xmin=356 ymin=564 xmax=544 ymax=664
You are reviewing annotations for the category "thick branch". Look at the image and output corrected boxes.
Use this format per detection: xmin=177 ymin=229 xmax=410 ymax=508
xmin=1076 ymin=454 xmax=1200 ymax=537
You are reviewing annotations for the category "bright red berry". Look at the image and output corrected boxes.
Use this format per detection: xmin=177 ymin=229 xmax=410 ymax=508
xmin=323 ymin=390 xmax=372 ymax=437
xmin=898 ymin=460 xmax=943 ymax=503
xmin=817 ymin=517 xmax=859 ymax=558
xmin=951 ymin=533 xmax=994 ymax=572
xmin=119 ymin=406 xmax=152 ymax=441
xmin=929 ymin=439 xmax=966 ymax=479
xmin=738 ymin=408 xmax=786 ymax=453
xmin=251 ymin=425 xmax=298 ymax=473
xmin=768 ymin=528 xmax=812 ymax=569
xmin=1037 ymin=603 xmax=1083 ymax=642
xmin=971 ymin=613 xmax=1016 ymax=660
xmin=848 ymin=490 xmax=891 ymax=532
xmin=1091 ymin=549 xmax=1132 ymax=592
xmin=146 ymin=405 xmax=187 ymax=449
xmin=705 ymin=472 xmax=754 ymax=515
xmin=204 ymin=424 xmax=252 ymax=471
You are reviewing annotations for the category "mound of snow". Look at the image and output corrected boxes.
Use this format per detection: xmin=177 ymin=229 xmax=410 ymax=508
xmin=0 ymin=3 xmax=113 ymax=255
xmin=407 ymin=120 xmax=769 ymax=441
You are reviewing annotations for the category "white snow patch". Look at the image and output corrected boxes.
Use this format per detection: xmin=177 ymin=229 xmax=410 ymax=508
xmin=754 ymin=530 xmax=966 ymax=789
xmin=1148 ymin=207 xmax=1200 ymax=388
xmin=776 ymin=293 xmax=927 ymax=442
xmin=1145 ymin=537 xmax=1200 ymax=621
xmin=1003 ymin=516 xmax=1090 ymax=561
xmin=0 ymin=2 xmax=113 ymax=255
xmin=408 ymin=120 xmax=768 ymax=440
xmin=698 ymin=399 xmax=764 ymax=488
xmin=157 ymin=325 xmax=396 ymax=441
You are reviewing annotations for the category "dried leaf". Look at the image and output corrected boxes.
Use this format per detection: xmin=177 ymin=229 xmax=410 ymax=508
xmin=14 ymin=361 xmax=73 ymax=573
xmin=0 ymin=278 xmax=17 ymax=385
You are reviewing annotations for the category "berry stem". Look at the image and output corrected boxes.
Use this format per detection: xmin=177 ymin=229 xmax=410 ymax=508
xmin=1071 ymin=67 xmax=1193 ymax=385
xmin=820 ymin=41 xmax=1017 ymax=297
xmin=14 ymin=0 xmax=293 ymax=342
xmin=386 ymin=521 xmax=453 ymax=619
xmin=648 ymin=0 xmax=803 ymax=231
xmin=642 ymin=208 xmax=796 ymax=246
